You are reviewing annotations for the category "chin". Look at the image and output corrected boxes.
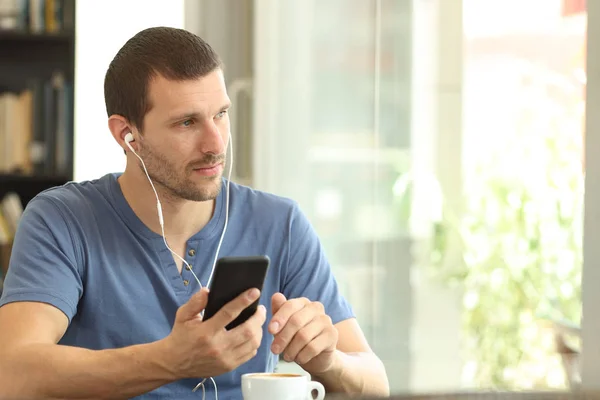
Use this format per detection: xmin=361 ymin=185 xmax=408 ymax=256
xmin=191 ymin=181 xmax=223 ymax=202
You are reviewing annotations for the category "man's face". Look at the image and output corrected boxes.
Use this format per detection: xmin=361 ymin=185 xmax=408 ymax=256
xmin=136 ymin=69 xmax=231 ymax=202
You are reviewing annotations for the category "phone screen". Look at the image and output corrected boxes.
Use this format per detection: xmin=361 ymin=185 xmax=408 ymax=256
xmin=202 ymin=255 xmax=270 ymax=330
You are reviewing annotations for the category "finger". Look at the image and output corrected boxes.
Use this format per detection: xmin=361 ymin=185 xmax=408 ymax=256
xmin=233 ymin=340 xmax=261 ymax=367
xmin=230 ymin=314 xmax=266 ymax=356
xmin=207 ymin=288 xmax=261 ymax=330
xmin=294 ymin=329 xmax=336 ymax=366
xmin=232 ymin=338 xmax=262 ymax=366
xmin=227 ymin=305 xmax=267 ymax=347
xmin=271 ymin=302 xmax=318 ymax=354
xmin=281 ymin=319 xmax=325 ymax=362
xmin=271 ymin=292 xmax=287 ymax=315
xmin=269 ymin=297 xmax=311 ymax=335
xmin=176 ymin=288 xmax=209 ymax=322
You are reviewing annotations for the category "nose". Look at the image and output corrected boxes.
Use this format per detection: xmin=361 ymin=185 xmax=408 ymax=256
xmin=199 ymin=120 xmax=226 ymax=155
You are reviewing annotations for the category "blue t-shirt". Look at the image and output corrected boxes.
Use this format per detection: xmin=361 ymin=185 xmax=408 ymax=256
xmin=0 ymin=173 xmax=354 ymax=399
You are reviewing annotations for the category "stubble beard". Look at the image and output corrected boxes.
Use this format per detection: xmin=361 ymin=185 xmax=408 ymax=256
xmin=137 ymin=144 xmax=224 ymax=203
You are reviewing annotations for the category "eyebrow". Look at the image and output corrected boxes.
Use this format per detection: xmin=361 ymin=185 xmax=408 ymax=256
xmin=168 ymin=102 xmax=232 ymax=123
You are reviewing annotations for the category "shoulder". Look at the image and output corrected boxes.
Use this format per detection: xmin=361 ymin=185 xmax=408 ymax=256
xmin=34 ymin=174 xmax=114 ymax=210
xmin=225 ymin=181 xmax=315 ymax=246
xmin=27 ymin=174 xmax=115 ymax=221
xmin=14 ymin=174 xmax=119 ymax=273
xmin=227 ymin=180 xmax=301 ymax=221
xmin=19 ymin=174 xmax=116 ymax=254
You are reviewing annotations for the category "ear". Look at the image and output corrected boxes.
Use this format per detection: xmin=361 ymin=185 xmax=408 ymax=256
xmin=108 ymin=114 xmax=135 ymax=152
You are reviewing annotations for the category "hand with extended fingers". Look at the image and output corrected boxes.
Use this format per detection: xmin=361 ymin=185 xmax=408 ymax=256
xmin=268 ymin=293 xmax=339 ymax=375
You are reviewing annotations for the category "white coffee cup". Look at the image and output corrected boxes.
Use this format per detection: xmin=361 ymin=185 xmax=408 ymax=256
xmin=241 ymin=372 xmax=326 ymax=400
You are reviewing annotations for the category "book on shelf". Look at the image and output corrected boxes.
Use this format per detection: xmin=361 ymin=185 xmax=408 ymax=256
xmin=0 ymin=204 xmax=15 ymax=279
xmin=0 ymin=192 xmax=23 ymax=278
xmin=1 ymin=192 xmax=23 ymax=235
xmin=0 ymin=0 xmax=74 ymax=33
xmin=0 ymin=209 xmax=12 ymax=247
xmin=0 ymin=70 xmax=73 ymax=177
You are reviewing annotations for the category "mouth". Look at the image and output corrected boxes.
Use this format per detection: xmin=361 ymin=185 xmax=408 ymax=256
xmin=192 ymin=162 xmax=224 ymax=177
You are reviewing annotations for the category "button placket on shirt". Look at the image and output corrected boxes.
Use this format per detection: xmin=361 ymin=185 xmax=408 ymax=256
xmin=181 ymin=244 xmax=197 ymax=288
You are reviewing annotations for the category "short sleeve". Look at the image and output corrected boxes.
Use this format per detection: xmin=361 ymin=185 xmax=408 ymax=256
xmin=0 ymin=196 xmax=83 ymax=322
xmin=282 ymin=202 xmax=354 ymax=325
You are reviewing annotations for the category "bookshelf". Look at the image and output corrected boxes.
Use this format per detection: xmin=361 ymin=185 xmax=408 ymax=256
xmin=0 ymin=0 xmax=76 ymax=276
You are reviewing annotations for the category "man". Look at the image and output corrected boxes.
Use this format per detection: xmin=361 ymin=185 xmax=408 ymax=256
xmin=0 ymin=27 xmax=389 ymax=399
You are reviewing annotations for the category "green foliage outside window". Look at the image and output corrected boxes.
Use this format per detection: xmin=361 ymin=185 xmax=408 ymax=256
xmin=395 ymin=73 xmax=584 ymax=388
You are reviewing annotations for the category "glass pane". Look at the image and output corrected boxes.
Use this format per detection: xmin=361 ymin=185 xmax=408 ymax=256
xmin=460 ymin=0 xmax=586 ymax=389
xmin=253 ymin=0 xmax=586 ymax=394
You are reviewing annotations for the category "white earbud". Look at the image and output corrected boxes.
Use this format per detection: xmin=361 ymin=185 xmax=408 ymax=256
xmin=124 ymin=132 xmax=135 ymax=153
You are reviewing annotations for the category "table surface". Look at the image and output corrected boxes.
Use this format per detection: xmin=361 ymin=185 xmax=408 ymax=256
xmin=326 ymin=392 xmax=595 ymax=400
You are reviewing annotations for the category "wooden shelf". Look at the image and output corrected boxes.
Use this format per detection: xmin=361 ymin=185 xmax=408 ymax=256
xmin=0 ymin=173 xmax=70 ymax=184
xmin=0 ymin=174 xmax=71 ymax=208
xmin=0 ymin=29 xmax=75 ymax=87
xmin=0 ymin=30 xmax=74 ymax=43
xmin=0 ymin=0 xmax=76 ymax=275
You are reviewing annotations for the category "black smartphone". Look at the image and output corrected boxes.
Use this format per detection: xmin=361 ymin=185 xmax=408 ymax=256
xmin=202 ymin=255 xmax=270 ymax=330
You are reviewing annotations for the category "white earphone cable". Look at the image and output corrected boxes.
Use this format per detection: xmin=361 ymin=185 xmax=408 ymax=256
xmin=206 ymin=131 xmax=231 ymax=290
xmin=127 ymin=147 xmax=201 ymax=283
xmin=126 ymin=131 xmax=233 ymax=400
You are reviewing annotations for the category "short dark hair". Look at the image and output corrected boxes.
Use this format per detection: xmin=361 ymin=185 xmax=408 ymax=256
xmin=104 ymin=26 xmax=223 ymax=132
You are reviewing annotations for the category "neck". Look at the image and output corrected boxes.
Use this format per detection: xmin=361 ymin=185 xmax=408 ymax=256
xmin=118 ymin=166 xmax=216 ymax=242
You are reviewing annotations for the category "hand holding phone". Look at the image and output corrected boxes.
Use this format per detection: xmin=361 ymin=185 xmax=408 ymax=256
xmin=165 ymin=285 xmax=267 ymax=379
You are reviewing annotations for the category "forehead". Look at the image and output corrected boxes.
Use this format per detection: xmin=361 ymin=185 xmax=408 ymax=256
xmin=146 ymin=69 xmax=229 ymax=114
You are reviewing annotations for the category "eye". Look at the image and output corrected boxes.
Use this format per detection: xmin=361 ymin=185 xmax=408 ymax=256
xmin=180 ymin=119 xmax=194 ymax=127
xmin=215 ymin=110 xmax=228 ymax=119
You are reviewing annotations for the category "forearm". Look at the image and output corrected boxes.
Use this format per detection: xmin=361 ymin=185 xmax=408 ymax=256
xmin=0 ymin=339 xmax=178 ymax=400
xmin=312 ymin=351 xmax=390 ymax=397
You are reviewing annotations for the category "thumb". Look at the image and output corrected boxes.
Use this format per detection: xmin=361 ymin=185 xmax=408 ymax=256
xmin=176 ymin=288 xmax=209 ymax=322
xmin=271 ymin=292 xmax=287 ymax=314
